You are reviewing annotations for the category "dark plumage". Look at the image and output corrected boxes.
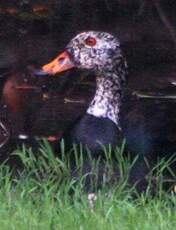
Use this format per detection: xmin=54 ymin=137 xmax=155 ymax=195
xmin=63 ymin=114 xmax=122 ymax=157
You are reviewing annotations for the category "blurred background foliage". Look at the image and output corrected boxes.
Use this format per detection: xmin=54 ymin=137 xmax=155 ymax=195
xmin=0 ymin=0 xmax=175 ymax=41
xmin=0 ymin=0 xmax=176 ymax=70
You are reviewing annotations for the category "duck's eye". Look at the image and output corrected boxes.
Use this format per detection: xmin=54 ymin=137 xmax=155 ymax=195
xmin=84 ymin=37 xmax=96 ymax=46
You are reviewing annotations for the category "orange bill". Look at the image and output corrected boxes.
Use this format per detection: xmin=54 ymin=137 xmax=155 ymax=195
xmin=42 ymin=51 xmax=75 ymax=75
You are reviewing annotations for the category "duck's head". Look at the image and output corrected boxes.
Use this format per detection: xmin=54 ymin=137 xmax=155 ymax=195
xmin=39 ymin=31 xmax=123 ymax=75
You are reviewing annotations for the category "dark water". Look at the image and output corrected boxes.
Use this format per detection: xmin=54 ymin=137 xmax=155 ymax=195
xmin=0 ymin=1 xmax=176 ymax=181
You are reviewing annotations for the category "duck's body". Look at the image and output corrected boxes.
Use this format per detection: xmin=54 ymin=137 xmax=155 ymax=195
xmin=36 ymin=31 xmax=176 ymax=191
xmin=63 ymin=114 xmax=121 ymax=156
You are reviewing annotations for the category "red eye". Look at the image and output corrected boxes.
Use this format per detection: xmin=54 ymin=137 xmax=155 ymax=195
xmin=85 ymin=37 xmax=96 ymax=46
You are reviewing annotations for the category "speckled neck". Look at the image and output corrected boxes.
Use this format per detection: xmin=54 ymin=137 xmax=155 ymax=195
xmin=87 ymin=63 xmax=126 ymax=129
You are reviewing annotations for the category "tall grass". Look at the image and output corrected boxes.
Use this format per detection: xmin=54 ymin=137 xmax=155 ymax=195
xmin=0 ymin=140 xmax=175 ymax=229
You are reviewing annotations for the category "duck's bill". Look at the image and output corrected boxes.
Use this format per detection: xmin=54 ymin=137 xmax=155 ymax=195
xmin=40 ymin=51 xmax=75 ymax=76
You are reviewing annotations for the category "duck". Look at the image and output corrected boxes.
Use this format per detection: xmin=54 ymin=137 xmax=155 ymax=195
xmin=35 ymin=31 xmax=176 ymax=191
xmin=36 ymin=31 xmax=127 ymax=153
xmin=0 ymin=64 xmax=49 ymax=140
xmin=0 ymin=64 xmax=54 ymax=168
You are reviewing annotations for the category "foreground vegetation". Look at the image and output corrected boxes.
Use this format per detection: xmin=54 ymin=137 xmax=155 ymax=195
xmin=0 ymin=140 xmax=175 ymax=230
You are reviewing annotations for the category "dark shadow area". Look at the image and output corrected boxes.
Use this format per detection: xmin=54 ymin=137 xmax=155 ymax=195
xmin=0 ymin=1 xmax=176 ymax=190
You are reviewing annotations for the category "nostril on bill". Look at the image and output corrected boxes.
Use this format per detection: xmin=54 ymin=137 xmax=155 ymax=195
xmin=58 ymin=57 xmax=65 ymax=64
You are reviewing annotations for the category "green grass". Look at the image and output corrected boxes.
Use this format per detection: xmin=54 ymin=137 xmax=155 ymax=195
xmin=0 ymin=140 xmax=175 ymax=230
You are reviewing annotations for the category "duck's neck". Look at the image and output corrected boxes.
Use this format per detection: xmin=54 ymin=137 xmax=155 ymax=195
xmin=87 ymin=68 xmax=125 ymax=129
